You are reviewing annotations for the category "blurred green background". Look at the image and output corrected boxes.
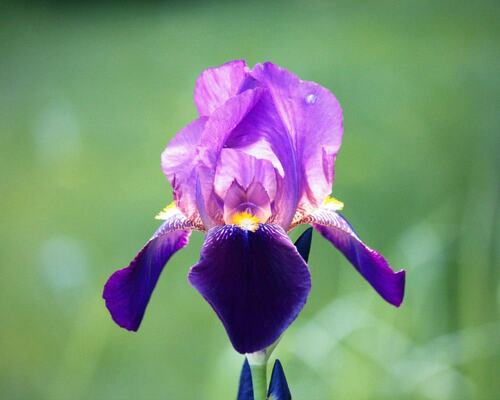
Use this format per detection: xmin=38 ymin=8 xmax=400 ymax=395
xmin=1 ymin=0 xmax=499 ymax=399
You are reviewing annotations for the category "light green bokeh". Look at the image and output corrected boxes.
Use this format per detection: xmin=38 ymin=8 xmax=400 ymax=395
xmin=0 ymin=1 xmax=498 ymax=399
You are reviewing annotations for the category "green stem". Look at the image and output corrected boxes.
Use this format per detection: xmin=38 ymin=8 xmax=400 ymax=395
xmin=249 ymin=361 xmax=267 ymax=400
xmin=246 ymin=340 xmax=280 ymax=400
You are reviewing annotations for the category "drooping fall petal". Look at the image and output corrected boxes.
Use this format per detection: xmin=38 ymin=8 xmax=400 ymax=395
xmin=308 ymin=209 xmax=405 ymax=306
xmin=103 ymin=211 xmax=193 ymax=331
xmin=188 ymin=224 xmax=311 ymax=353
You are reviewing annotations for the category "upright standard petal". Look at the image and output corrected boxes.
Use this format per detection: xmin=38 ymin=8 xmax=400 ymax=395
xmin=103 ymin=210 xmax=193 ymax=331
xmin=305 ymin=208 xmax=405 ymax=307
xmin=161 ymin=117 xmax=208 ymax=224
xmin=214 ymin=148 xmax=278 ymax=202
xmin=188 ymin=224 xmax=311 ymax=354
xmin=222 ymin=180 xmax=272 ymax=224
xmin=251 ymin=62 xmax=343 ymax=213
xmin=187 ymin=88 xmax=265 ymax=228
xmin=194 ymin=60 xmax=249 ymax=116
xmin=224 ymin=90 xmax=300 ymax=228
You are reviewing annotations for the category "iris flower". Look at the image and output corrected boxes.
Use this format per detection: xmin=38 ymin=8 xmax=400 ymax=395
xmin=103 ymin=60 xmax=405 ymax=354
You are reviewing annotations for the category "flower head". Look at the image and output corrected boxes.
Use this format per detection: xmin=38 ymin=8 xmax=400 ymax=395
xmin=103 ymin=60 xmax=405 ymax=354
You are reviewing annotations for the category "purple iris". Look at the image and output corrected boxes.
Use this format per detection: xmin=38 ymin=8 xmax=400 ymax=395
xmin=103 ymin=60 xmax=405 ymax=354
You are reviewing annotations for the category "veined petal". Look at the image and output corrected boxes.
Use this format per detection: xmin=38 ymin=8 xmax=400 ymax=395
xmin=215 ymin=148 xmax=278 ymax=201
xmin=223 ymin=180 xmax=272 ymax=224
xmin=200 ymin=87 xmax=264 ymax=153
xmin=194 ymin=60 xmax=249 ymax=116
xmin=251 ymin=62 xmax=343 ymax=211
xmin=224 ymin=90 xmax=300 ymax=228
xmin=304 ymin=208 xmax=405 ymax=307
xmin=166 ymin=61 xmax=344 ymax=231
xmin=103 ymin=209 xmax=194 ymax=331
xmin=190 ymin=88 xmax=266 ymax=228
xmin=188 ymin=224 xmax=311 ymax=353
xmin=161 ymin=117 xmax=208 ymax=224
xmin=162 ymin=89 xmax=263 ymax=228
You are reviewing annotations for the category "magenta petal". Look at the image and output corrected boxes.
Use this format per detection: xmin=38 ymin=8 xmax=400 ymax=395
xmin=194 ymin=60 xmax=249 ymax=116
xmin=222 ymin=180 xmax=272 ymax=223
xmin=191 ymin=88 xmax=264 ymax=227
xmin=224 ymin=91 xmax=300 ymax=228
xmin=163 ymin=85 xmax=261 ymax=227
xmin=188 ymin=224 xmax=311 ymax=353
xmin=103 ymin=221 xmax=191 ymax=331
xmin=251 ymin=62 xmax=343 ymax=210
xmin=161 ymin=117 xmax=208 ymax=222
xmin=215 ymin=148 xmax=278 ymax=201
xmin=200 ymin=87 xmax=263 ymax=152
xmin=313 ymin=212 xmax=405 ymax=307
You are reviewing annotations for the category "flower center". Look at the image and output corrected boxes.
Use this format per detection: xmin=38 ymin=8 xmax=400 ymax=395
xmin=231 ymin=211 xmax=260 ymax=232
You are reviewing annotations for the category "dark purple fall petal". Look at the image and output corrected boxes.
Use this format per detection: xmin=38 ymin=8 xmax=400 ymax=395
xmin=312 ymin=211 xmax=405 ymax=307
xmin=267 ymin=359 xmax=291 ymax=400
xmin=188 ymin=224 xmax=311 ymax=353
xmin=103 ymin=221 xmax=191 ymax=331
